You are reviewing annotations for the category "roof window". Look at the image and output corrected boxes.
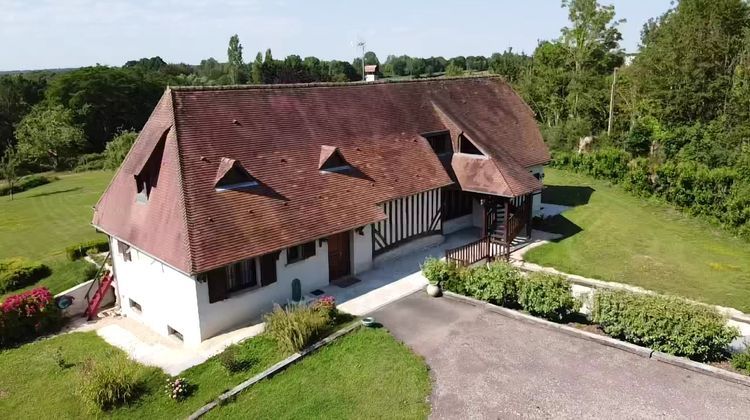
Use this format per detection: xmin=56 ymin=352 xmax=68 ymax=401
xmin=423 ymin=131 xmax=452 ymax=155
xmin=214 ymin=158 xmax=258 ymax=191
xmin=319 ymin=146 xmax=351 ymax=172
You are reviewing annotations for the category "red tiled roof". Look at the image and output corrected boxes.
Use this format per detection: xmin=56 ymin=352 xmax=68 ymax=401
xmin=93 ymin=76 xmax=549 ymax=274
xmin=364 ymin=65 xmax=378 ymax=73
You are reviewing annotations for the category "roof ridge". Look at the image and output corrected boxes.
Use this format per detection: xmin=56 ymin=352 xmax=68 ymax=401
xmin=167 ymin=88 xmax=198 ymax=274
xmin=169 ymin=74 xmax=506 ymax=92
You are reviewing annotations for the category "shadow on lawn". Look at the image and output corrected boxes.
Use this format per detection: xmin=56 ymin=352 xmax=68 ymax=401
xmin=534 ymin=214 xmax=582 ymax=242
xmin=25 ymin=187 xmax=82 ymax=199
xmin=541 ymin=185 xmax=595 ymax=207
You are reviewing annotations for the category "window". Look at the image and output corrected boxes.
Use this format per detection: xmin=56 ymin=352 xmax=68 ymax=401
xmin=134 ymin=129 xmax=167 ymax=202
xmin=424 ymin=132 xmax=452 ymax=155
xmin=459 ymin=134 xmax=484 ymax=155
xmin=168 ymin=326 xmax=184 ymax=342
xmin=319 ymin=147 xmax=351 ymax=172
xmin=226 ymin=259 xmax=257 ymax=293
xmin=129 ymin=298 xmax=142 ymax=313
xmin=117 ymin=240 xmax=132 ymax=262
xmin=287 ymin=241 xmax=316 ymax=264
xmin=205 ymin=252 xmax=281 ymax=303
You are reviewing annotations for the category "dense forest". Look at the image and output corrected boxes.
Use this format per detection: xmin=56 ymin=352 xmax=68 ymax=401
xmin=0 ymin=0 xmax=748 ymax=237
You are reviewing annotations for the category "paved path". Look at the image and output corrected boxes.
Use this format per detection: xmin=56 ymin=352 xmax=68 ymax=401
xmin=371 ymin=292 xmax=750 ymax=419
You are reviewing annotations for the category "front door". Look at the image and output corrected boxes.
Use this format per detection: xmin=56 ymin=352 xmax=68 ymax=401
xmin=327 ymin=231 xmax=351 ymax=282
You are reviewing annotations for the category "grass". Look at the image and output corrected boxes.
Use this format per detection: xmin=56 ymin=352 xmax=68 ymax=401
xmin=525 ymin=168 xmax=750 ymax=312
xmin=0 ymin=323 xmax=428 ymax=419
xmin=0 ymin=171 xmax=113 ymax=298
xmin=0 ymin=171 xmax=113 ymax=261
xmin=207 ymin=327 xmax=431 ymax=420
xmin=0 ymin=331 xmax=286 ymax=419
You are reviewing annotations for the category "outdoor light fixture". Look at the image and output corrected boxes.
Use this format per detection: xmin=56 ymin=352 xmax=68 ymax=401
xmin=356 ymin=227 xmax=365 ymax=236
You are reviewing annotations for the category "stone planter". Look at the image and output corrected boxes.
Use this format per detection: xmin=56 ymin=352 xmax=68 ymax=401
xmin=426 ymin=283 xmax=442 ymax=297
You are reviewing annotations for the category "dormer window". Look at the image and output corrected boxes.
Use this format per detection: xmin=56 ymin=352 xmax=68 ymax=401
xmin=423 ymin=131 xmax=452 ymax=155
xmin=134 ymin=128 xmax=168 ymax=203
xmin=214 ymin=158 xmax=258 ymax=192
xmin=319 ymin=146 xmax=351 ymax=172
xmin=459 ymin=134 xmax=484 ymax=155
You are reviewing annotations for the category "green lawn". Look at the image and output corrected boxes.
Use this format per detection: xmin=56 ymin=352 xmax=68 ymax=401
xmin=525 ymin=168 xmax=750 ymax=312
xmin=0 ymin=327 xmax=430 ymax=419
xmin=0 ymin=171 xmax=113 ymax=297
xmin=0 ymin=171 xmax=113 ymax=260
xmin=207 ymin=327 xmax=431 ymax=420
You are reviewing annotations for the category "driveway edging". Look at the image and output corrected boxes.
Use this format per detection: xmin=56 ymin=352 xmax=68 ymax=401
xmin=188 ymin=322 xmax=361 ymax=419
xmin=441 ymin=291 xmax=750 ymax=388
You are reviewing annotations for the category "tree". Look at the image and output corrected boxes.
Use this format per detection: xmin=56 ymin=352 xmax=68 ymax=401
xmin=632 ymin=0 xmax=750 ymax=125
xmin=45 ymin=66 xmax=162 ymax=152
xmin=0 ymin=147 xmax=20 ymax=200
xmin=227 ymin=34 xmax=245 ymax=84
xmin=488 ymin=49 xmax=531 ymax=83
xmin=251 ymin=52 xmax=264 ymax=84
xmin=0 ymin=74 xmax=47 ymax=157
xmin=559 ymin=0 xmax=624 ymax=120
xmin=445 ymin=62 xmax=464 ymax=77
xmin=15 ymin=104 xmax=85 ymax=170
xmin=104 ymin=130 xmax=138 ymax=169
xmin=262 ymin=49 xmax=277 ymax=83
xmin=363 ymin=51 xmax=380 ymax=66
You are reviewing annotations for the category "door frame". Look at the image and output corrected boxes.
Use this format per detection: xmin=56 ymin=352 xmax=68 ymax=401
xmin=327 ymin=230 xmax=352 ymax=282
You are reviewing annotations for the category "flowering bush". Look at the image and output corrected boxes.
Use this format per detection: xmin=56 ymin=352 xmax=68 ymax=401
xmin=165 ymin=377 xmax=192 ymax=401
xmin=312 ymin=295 xmax=337 ymax=323
xmin=0 ymin=287 xmax=62 ymax=347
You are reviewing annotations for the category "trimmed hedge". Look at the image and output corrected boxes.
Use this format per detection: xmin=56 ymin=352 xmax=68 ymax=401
xmin=550 ymin=150 xmax=750 ymax=239
xmin=517 ymin=272 xmax=581 ymax=321
xmin=0 ymin=258 xmax=51 ymax=293
xmin=0 ymin=287 xmax=62 ymax=347
xmin=591 ymin=290 xmax=739 ymax=361
xmin=0 ymin=174 xmax=54 ymax=197
xmin=430 ymin=259 xmax=579 ymax=321
xmin=66 ymin=238 xmax=110 ymax=261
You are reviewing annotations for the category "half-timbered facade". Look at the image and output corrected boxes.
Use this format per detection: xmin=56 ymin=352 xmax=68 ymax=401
xmin=93 ymin=77 xmax=549 ymax=345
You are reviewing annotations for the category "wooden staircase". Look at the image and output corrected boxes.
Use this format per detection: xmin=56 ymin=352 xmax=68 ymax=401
xmin=84 ymin=270 xmax=114 ymax=321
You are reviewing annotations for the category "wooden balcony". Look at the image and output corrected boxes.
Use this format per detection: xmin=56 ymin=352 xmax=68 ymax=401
xmin=445 ymin=236 xmax=510 ymax=266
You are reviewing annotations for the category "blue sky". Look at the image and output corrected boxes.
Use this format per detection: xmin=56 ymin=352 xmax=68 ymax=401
xmin=1 ymin=0 xmax=674 ymax=71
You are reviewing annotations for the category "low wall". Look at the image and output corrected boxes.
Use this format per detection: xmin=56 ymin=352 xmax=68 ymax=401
xmin=55 ymin=278 xmax=115 ymax=318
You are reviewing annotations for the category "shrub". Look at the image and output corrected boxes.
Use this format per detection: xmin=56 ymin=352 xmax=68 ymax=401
xmin=421 ymin=257 xmax=460 ymax=286
xmin=264 ymin=304 xmax=330 ymax=353
xmin=731 ymin=349 xmax=750 ymax=375
xmin=74 ymin=153 xmax=106 ymax=172
xmin=164 ymin=377 xmax=192 ymax=401
xmin=591 ymin=290 xmax=739 ymax=361
xmin=0 ymin=287 xmax=62 ymax=347
xmin=311 ymin=295 xmax=337 ymax=323
xmin=0 ymin=174 xmax=54 ymax=196
xmin=460 ymin=262 xmax=521 ymax=306
xmin=0 ymin=258 xmax=51 ymax=293
xmin=218 ymin=344 xmax=256 ymax=373
xmin=65 ymin=238 xmax=110 ymax=261
xmin=517 ymin=273 xmax=581 ymax=322
xmin=77 ymin=357 xmax=145 ymax=411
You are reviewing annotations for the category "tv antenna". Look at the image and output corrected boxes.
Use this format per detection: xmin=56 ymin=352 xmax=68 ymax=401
xmin=353 ymin=39 xmax=366 ymax=80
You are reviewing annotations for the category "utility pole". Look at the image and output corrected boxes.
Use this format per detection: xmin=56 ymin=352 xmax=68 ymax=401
xmin=607 ymin=67 xmax=618 ymax=136
xmin=356 ymin=40 xmax=366 ymax=80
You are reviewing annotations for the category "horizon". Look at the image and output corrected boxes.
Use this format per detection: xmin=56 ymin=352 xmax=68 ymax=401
xmin=2 ymin=0 xmax=674 ymax=72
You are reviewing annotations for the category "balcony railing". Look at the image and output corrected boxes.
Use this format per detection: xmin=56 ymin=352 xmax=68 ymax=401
xmin=445 ymin=236 xmax=509 ymax=267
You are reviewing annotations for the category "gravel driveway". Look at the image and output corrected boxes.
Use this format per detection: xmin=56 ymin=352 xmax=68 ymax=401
xmin=370 ymin=292 xmax=750 ymax=419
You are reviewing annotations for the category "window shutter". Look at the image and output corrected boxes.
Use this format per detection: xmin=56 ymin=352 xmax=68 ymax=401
xmin=207 ymin=268 xmax=228 ymax=303
xmin=302 ymin=241 xmax=316 ymax=259
xmin=260 ymin=253 xmax=278 ymax=286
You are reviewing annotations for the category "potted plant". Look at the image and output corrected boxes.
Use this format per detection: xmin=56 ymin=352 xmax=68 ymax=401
xmin=421 ymin=257 xmax=452 ymax=297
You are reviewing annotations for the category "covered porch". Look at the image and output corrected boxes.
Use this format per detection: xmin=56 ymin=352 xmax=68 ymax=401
xmin=444 ymin=191 xmax=534 ymax=266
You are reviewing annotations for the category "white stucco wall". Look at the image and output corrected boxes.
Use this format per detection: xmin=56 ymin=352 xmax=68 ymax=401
xmin=110 ymin=237 xmax=203 ymax=345
xmin=529 ymin=165 xmax=545 ymax=216
xmin=352 ymin=225 xmax=373 ymax=274
xmin=195 ymin=240 xmax=330 ymax=340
